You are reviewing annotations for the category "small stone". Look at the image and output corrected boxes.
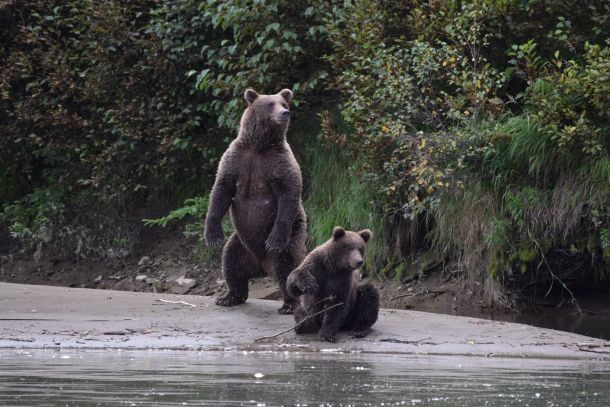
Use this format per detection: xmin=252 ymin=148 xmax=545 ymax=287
xmin=94 ymin=275 xmax=103 ymax=283
xmin=145 ymin=277 xmax=159 ymax=285
xmin=137 ymin=256 xmax=152 ymax=266
xmin=170 ymin=276 xmax=197 ymax=294
xmin=113 ymin=277 xmax=136 ymax=292
xmin=175 ymin=276 xmax=196 ymax=287
xmin=135 ymin=274 xmax=148 ymax=282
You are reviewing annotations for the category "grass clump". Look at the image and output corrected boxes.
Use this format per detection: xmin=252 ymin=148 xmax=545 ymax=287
xmin=302 ymin=142 xmax=388 ymax=278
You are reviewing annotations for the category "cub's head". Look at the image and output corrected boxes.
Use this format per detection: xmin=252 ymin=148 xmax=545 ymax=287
xmin=239 ymin=88 xmax=293 ymax=147
xmin=327 ymin=226 xmax=372 ymax=272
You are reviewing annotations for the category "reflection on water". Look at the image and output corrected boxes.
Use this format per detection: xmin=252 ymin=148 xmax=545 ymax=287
xmin=0 ymin=349 xmax=608 ymax=406
xmin=510 ymin=313 xmax=610 ymax=341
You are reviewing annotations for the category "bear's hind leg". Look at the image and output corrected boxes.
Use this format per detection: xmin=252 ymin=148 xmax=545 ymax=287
xmin=348 ymin=283 xmax=380 ymax=338
xmin=272 ymin=249 xmax=304 ymax=314
xmin=216 ymin=233 xmax=261 ymax=307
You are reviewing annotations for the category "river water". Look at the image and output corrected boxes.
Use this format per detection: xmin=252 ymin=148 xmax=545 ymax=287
xmin=1 ymin=349 xmax=608 ymax=406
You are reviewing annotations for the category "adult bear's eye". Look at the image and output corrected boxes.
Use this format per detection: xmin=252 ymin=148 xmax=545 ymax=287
xmin=268 ymin=102 xmax=274 ymax=107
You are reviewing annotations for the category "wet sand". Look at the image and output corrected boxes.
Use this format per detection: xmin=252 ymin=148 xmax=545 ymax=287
xmin=0 ymin=283 xmax=608 ymax=359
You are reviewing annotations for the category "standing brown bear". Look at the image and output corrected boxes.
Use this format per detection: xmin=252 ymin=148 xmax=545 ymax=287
xmin=204 ymin=88 xmax=306 ymax=314
xmin=287 ymin=227 xmax=380 ymax=342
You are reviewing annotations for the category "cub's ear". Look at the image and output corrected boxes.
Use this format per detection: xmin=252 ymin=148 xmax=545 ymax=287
xmin=279 ymin=88 xmax=293 ymax=103
xmin=358 ymin=229 xmax=372 ymax=243
xmin=332 ymin=226 xmax=346 ymax=240
xmin=244 ymin=88 xmax=259 ymax=105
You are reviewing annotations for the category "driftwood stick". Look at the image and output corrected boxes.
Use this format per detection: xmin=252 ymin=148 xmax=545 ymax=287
xmin=156 ymin=299 xmax=197 ymax=307
xmin=254 ymin=302 xmax=345 ymax=343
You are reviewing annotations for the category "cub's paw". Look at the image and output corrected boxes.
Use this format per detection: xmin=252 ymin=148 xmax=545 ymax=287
xmin=351 ymin=330 xmax=369 ymax=339
xmin=318 ymin=334 xmax=338 ymax=343
xmin=278 ymin=302 xmax=295 ymax=314
xmin=205 ymin=224 xmax=225 ymax=247
xmin=215 ymin=294 xmax=246 ymax=307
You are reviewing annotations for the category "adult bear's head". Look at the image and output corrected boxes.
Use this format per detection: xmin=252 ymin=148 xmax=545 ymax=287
xmin=239 ymin=88 xmax=293 ymax=149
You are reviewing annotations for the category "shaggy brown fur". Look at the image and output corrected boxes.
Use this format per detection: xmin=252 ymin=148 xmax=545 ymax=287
xmin=204 ymin=88 xmax=307 ymax=314
xmin=287 ymin=227 xmax=380 ymax=342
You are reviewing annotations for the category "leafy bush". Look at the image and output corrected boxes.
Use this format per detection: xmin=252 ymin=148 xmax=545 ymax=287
xmin=320 ymin=0 xmax=609 ymax=303
xmin=1 ymin=0 xmax=330 ymax=258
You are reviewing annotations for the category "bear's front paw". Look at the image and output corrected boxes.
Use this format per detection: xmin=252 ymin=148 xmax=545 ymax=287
xmin=278 ymin=302 xmax=295 ymax=314
xmin=264 ymin=232 xmax=290 ymax=253
xmin=351 ymin=330 xmax=369 ymax=339
xmin=318 ymin=333 xmax=338 ymax=343
xmin=205 ymin=223 xmax=225 ymax=247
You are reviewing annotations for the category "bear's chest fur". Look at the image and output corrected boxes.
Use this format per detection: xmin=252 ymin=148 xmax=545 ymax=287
xmin=230 ymin=146 xmax=285 ymax=253
xmin=234 ymin=149 xmax=275 ymax=199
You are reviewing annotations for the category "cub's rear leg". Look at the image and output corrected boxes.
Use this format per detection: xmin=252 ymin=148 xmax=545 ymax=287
xmin=216 ymin=233 xmax=261 ymax=306
xmin=294 ymin=305 xmax=322 ymax=334
xmin=348 ymin=283 xmax=380 ymax=338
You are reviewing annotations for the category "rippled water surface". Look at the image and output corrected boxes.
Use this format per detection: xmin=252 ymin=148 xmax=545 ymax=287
xmin=1 ymin=349 xmax=609 ymax=406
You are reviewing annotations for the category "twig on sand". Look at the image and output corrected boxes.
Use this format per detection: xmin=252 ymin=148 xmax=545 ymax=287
xmin=578 ymin=347 xmax=610 ymax=354
xmin=254 ymin=302 xmax=345 ymax=343
xmin=156 ymin=299 xmax=197 ymax=307
xmin=577 ymin=343 xmax=610 ymax=354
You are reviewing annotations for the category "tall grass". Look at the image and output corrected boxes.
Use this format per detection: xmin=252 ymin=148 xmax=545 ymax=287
xmin=430 ymin=112 xmax=610 ymax=305
xmin=302 ymin=142 xmax=388 ymax=277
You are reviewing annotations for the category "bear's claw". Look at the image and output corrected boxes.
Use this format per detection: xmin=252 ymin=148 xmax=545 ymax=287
xmin=351 ymin=330 xmax=369 ymax=339
xmin=318 ymin=334 xmax=337 ymax=343
xmin=215 ymin=294 xmax=246 ymax=307
xmin=278 ymin=302 xmax=295 ymax=314
xmin=205 ymin=226 xmax=225 ymax=247
xmin=264 ymin=232 xmax=290 ymax=253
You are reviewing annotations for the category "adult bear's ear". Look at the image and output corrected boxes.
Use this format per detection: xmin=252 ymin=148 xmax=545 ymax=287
xmin=358 ymin=229 xmax=372 ymax=243
xmin=245 ymin=89 xmax=259 ymax=105
xmin=279 ymin=88 xmax=293 ymax=103
xmin=332 ymin=226 xmax=345 ymax=240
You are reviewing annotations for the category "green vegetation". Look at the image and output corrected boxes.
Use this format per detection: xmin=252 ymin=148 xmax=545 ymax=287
xmin=301 ymin=140 xmax=388 ymax=274
xmin=1 ymin=0 xmax=608 ymax=306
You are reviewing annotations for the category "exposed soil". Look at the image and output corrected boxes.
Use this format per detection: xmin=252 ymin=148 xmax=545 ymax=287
xmin=0 ymin=229 xmax=282 ymax=301
xmin=2 ymin=229 xmax=609 ymax=339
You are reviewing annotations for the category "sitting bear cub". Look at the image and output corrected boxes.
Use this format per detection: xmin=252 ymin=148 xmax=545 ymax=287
xmin=287 ymin=226 xmax=380 ymax=342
